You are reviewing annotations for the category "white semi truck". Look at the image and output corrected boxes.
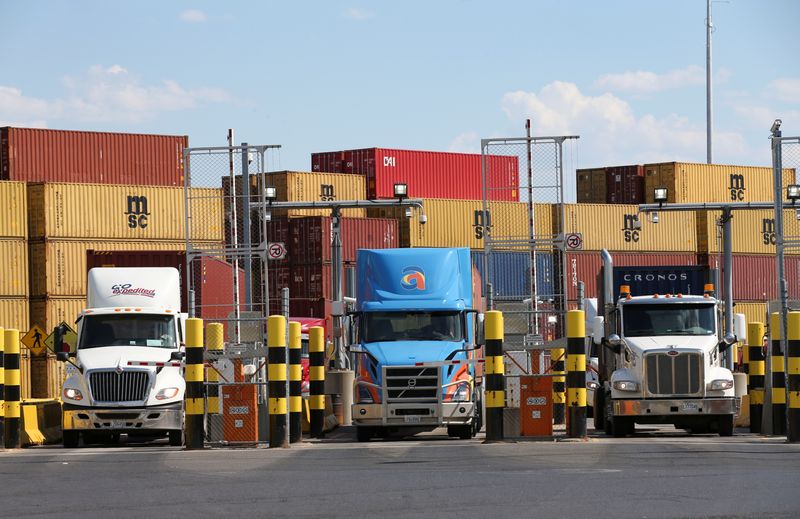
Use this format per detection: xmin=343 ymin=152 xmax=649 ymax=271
xmin=593 ymin=251 xmax=740 ymax=437
xmin=55 ymin=267 xmax=187 ymax=447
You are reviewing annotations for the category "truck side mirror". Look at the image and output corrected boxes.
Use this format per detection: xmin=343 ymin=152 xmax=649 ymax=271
xmin=733 ymin=313 xmax=747 ymax=344
xmin=170 ymin=351 xmax=185 ymax=361
xmin=56 ymin=351 xmax=69 ymax=362
xmin=475 ymin=313 xmax=485 ymax=346
xmin=53 ymin=324 xmax=67 ymax=354
xmin=719 ymin=332 xmax=736 ymax=352
xmin=592 ymin=316 xmax=604 ymax=346
xmin=605 ymin=333 xmax=622 ymax=354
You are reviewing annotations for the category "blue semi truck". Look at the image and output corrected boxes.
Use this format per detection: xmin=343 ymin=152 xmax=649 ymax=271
xmin=349 ymin=247 xmax=485 ymax=441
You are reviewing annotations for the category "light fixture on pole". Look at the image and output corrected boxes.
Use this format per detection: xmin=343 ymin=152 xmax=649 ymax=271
xmin=787 ymin=184 xmax=800 ymax=204
xmin=653 ymin=187 xmax=668 ymax=207
xmin=264 ymin=186 xmax=277 ymax=222
xmin=393 ymin=183 xmax=408 ymax=200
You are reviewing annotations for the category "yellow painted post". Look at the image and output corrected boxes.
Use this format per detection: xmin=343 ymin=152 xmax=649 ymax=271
xmin=4 ymin=329 xmax=20 ymax=448
xmin=552 ymin=347 xmax=566 ymax=425
xmin=566 ymin=310 xmax=586 ymax=438
xmin=747 ymin=322 xmax=765 ymax=434
xmin=309 ymin=326 xmax=326 ymax=438
xmin=268 ymin=315 xmax=288 ymax=448
xmin=206 ymin=323 xmax=224 ymax=416
xmin=484 ymin=311 xmax=504 ymax=442
xmin=787 ymin=312 xmax=800 ymax=442
xmin=289 ymin=321 xmax=302 ymax=443
xmin=770 ymin=313 xmax=786 ymax=436
xmin=185 ymin=318 xmax=205 ymax=449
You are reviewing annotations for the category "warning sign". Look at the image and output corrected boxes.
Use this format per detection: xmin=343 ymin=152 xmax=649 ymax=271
xmin=564 ymin=233 xmax=583 ymax=251
xmin=44 ymin=321 xmax=78 ymax=354
xmin=268 ymin=242 xmax=287 ymax=260
xmin=21 ymin=324 xmax=47 ymax=356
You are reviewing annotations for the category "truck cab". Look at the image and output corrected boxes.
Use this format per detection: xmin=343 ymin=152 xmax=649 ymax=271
xmin=349 ymin=248 xmax=484 ymax=441
xmin=56 ymin=267 xmax=187 ymax=447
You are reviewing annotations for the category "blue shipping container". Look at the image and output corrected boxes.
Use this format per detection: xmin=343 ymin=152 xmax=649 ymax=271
xmin=471 ymin=251 xmax=554 ymax=299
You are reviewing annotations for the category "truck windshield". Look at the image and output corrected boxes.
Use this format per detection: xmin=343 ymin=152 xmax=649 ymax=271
xmin=362 ymin=312 xmax=464 ymax=343
xmin=79 ymin=314 xmax=177 ymax=349
xmin=622 ymin=303 xmax=715 ymax=337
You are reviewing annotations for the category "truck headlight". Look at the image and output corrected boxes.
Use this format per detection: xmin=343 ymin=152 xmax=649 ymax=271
xmin=450 ymin=382 xmax=470 ymax=402
xmin=708 ymin=379 xmax=733 ymax=391
xmin=586 ymin=381 xmax=600 ymax=390
xmin=63 ymin=387 xmax=83 ymax=401
xmin=155 ymin=387 xmax=180 ymax=400
xmin=613 ymin=380 xmax=639 ymax=392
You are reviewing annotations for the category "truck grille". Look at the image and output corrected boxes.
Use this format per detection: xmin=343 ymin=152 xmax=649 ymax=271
xmin=89 ymin=370 xmax=150 ymax=402
xmin=384 ymin=367 xmax=439 ymax=403
xmin=645 ymin=352 xmax=702 ymax=396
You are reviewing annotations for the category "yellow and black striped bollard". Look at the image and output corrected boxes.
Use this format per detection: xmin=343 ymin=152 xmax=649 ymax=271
xmin=566 ymin=310 xmax=587 ymax=438
xmin=770 ymin=312 xmax=786 ymax=436
xmin=787 ymin=312 xmax=800 ymax=442
xmin=206 ymin=323 xmax=223 ymax=441
xmin=552 ymin=347 xmax=566 ymax=425
xmin=747 ymin=322 xmax=765 ymax=434
xmin=185 ymin=318 xmax=205 ymax=449
xmin=0 ymin=326 xmax=4 ymax=447
xmin=309 ymin=326 xmax=326 ymax=438
xmin=4 ymin=329 xmax=20 ymax=449
xmin=484 ymin=311 xmax=504 ymax=442
xmin=289 ymin=321 xmax=302 ymax=443
xmin=268 ymin=315 xmax=289 ymax=448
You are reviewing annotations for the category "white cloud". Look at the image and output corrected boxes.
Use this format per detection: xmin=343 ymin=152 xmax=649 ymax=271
xmin=448 ymin=132 xmax=479 ymax=153
xmin=180 ymin=9 xmax=208 ymax=23
xmin=345 ymin=8 xmax=373 ymax=20
xmin=766 ymin=78 xmax=800 ymax=104
xmin=594 ymin=65 xmax=705 ymax=93
xmin=0 ymin=64 xmax=233 ymax=126
xmin=501 ymin=81 xmax=745 ymax=166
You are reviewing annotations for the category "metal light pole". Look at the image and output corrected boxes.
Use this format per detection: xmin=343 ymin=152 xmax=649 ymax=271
xmin=706 ymin=0 xmax=714 ymax=164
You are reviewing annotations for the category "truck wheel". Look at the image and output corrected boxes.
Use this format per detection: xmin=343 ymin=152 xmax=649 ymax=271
xmin=472 ymin=390 xmax=484 ymax=435
xmin=448 ymin=424 xmax=472 ymax=440
xmin=169 ymin=430 xmax=183 ymax=446
xmin=612 ymin=417 xmax=634 ymax=438
xmin=594 ymin=390 xmax=606 ymax=431
xmin=603 ymin=393 xmax=614 ymax=435
xmin=356 ymin=427 xmax=373 ymax=442
xmin=718 ymin=415 xmax=734 ymax=437
xmin=63 ymin=430 xmax=79 ymax=448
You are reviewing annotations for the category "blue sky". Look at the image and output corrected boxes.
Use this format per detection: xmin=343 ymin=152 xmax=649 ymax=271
xmin=1 ymin=1 xmax=798 ymax=173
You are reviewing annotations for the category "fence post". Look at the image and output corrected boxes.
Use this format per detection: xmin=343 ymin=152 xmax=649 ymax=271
xmin=566 ymin=310 xmax=586 ymax=438
xmin=748 ymin=322 xmax=765 ymax=434
xmin=0 ymin=326 xmax=4 ymax=448
xmin=552 ymin=347 xmax=566 ymax=425
xmin=787 ymin=312 xmax=800 ymax=442
xmin=289 ymin=320 xmax=302 ymax=443
xmin=309 ymin=326 xmax=326 ymax=438
xmin=185 ymin=318 xmax=205 ymax=449
xmin=206 ymin=323 xmax=223 ymax=442
xmin=484 ymin=310 xmax=504 ymax=442
xmin=4 ymin=329 xmax=20 ymax=449
xmin=268 ymin=315 xmax=288 ymax=448
xmin=770 ymin=312 xmax=786 ymax=435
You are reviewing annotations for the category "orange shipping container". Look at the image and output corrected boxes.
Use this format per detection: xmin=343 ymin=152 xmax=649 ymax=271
xmin=644 ymin=162 xmax=795 ymax=203
xmin=697 ymin=208 xmax=800 ymax=255
xmin=28 ymin=183 xmax=223 ymax=241
xmin=576 ymin=168 xmax=607 ymax=203
xmin=0 ymin=181 xmax=27 ymax=238
xmin=0 ymin=240 xmax=28 ymax=296
xmin=560 ymin=203 xmax=697 ymax=252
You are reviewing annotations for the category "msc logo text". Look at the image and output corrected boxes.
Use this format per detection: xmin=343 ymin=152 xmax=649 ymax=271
xmin=125 ymin=195 xmax=150 ymax=229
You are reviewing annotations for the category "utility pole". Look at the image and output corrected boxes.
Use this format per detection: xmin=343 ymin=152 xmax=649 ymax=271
xmin=706 ymin=0 xmax=714 ymax=164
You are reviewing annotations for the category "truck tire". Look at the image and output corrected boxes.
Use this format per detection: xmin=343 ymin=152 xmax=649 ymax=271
xmin=603 ymin=393 xmax=613 ymax=435
xmin=718 ymin=415 xmax=734 ymax=437
xmin=356 ymin=426 xmax=373 ymax=442
xmin=448 ymin=424 xmax=473 ymax=440
xmin=169 ymin=430 xmax=183 ymax=446
xmin=63 ymin=430 xmax=79 ymax=448
xmin=594 ymin=390 xmax=606 ymax=431
xmin=612 ymin=417 xmax=634 ymax=438
xmin=472 ymin=389 xmax=484 ymax=436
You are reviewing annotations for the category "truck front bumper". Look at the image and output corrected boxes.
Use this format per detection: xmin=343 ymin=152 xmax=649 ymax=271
xmin=352 ymin=402 xmax=475 ymax=427
xmin=63 ymin=402 xmax=183 ymax=432
xmin=613 ymin=397 xmax=736 ymax=417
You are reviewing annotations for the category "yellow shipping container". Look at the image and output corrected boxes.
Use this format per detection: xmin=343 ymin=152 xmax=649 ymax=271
xmin=733 ymin=302 xmax=767 ymax=328
xmin=29 ymin=296 xmax=86 ymax=333
xmin=0 ymin=239 xmax=28 ymax=297
xmin=29 ymin=355 xmax=65 ymax=400
xmin=560 ymin=203 xmax=697 ymax=252
xmin=368 ymin=199 xmax=545 ymax=249
xmin=0 ymin=297 xmax=29 ymax=335
xmin=28 ymin=239 xmax=216 ymax=297
xmin=576 ymin=168 xmax=607 ymax=203
xmin=0 ymin=181 xmax=27 ymax=239
xmin=27 ymin=183 xmax=223 ymax=241
xmin=697 ymin=208 xmax=800 ymax=255
xmin=644 ymin=162 xmax=795 ymax=203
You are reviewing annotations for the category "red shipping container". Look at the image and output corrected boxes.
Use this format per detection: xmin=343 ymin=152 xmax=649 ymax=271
xmin=268 ymin=298 xmax=331 ymax=320
xmin=564 ymin=252 xmax=701 ymax=300
xmin=290 ymin=263 xmax=356 ymax=300
xmin=606 ymin=165 xmax=645 ymax=204
xmin=1 ymin=127 xmax=187 ymax=186
xmin=311 ymin=148 xmax=519 ymax=201
xmin=698 ymin=254 xmax=800 ymax=301
xmin=192 ymin=256 xmax=246 ymax=324
xmin=289 ymin=216 xmax=398 ymax=264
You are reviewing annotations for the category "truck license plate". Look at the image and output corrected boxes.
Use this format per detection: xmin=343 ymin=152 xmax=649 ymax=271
xmin=404 ymin=416 xmax=421 ymax=424
xmin=680 ymin=402 xmax=699 ymax=411
xmin=112 ymin=420 xmax=126 ymax=428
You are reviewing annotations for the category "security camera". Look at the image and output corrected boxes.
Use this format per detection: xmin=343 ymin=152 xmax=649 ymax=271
xmin=771 ymin=119 xmax=782 ymax=134
xmin=419 ymin=214 xmax=428 ymax=225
